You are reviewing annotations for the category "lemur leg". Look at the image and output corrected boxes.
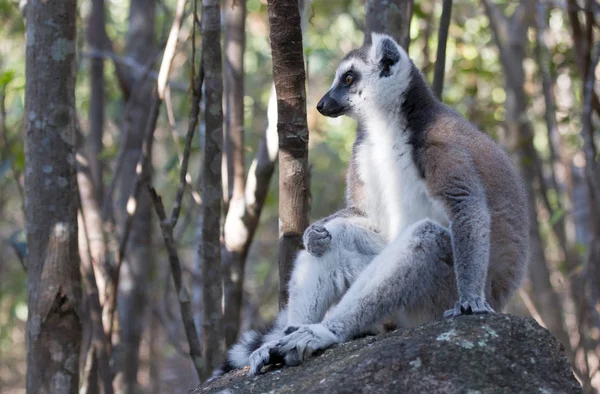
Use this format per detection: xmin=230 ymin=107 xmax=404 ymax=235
xmin=248 ymin=215 xmax=385 ymax=375
xmin=270 ymin=219 xmax=456 ymax=365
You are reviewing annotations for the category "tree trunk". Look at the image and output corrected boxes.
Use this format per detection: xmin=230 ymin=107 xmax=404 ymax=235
xmin=267 ymin=0 xmax=310 ymax=310
xmin=364 ymin=0 xmax=414 ymax=50
xmin=220 ymin=0 xmax=309 ymax=347
xmin=25 ymin=1 xmax=82 ymax=392
xmin=221 ymin=0 xmax=247 ymax=348
xmin=116 ymin=0 xmax=156 ymax=391
xmin=432 ymin=0 xmax=453 ymax=99
xmin=87 ymin=0 xmax=106 ymax=205
xmin=200 ymin=0 xmax=224 ymax=379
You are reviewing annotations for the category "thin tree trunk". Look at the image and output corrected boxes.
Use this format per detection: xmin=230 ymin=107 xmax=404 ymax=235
xmin=87 ymin=0 xmax=106 ymax=205
xmin=77 ymin=146 xmax=109 ymax=306
xmin=432 ymin=0 xmax=453 ymax=99
xmin=116 ymin=0 xmax=156 ymax=391
xmin=222 ymin=0 xmax=247 ymax=348
xmin=534 ymin=3 xmax=562 ymax=203
xmin=364 ymin=0 xmax=414 ymax=50
xmin=566 ymin=0 xmax=600 ymax=118
xmin=267 ymin=0 xmax=310 ymax=310
xmin=200 ymin=0 xmax=225 ymax=378
xmin=579 ymin=42 xmax=600 ymax=391
xmin=220 ymin=0 xmax=310 ymax=347
xmin=25 ymin=1 xmax=81 ymax=392
xmin=420 ymin=2 xmax=434 ymax=77
xmin=76 ymin=138 xmax=113 ymax=393
xmin=78 ymin=211 xmax=114 ymax=394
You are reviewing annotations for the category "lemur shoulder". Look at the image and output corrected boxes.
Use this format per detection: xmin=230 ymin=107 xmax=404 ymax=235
xmin=213 ymin=33 xmax=529 ymax=378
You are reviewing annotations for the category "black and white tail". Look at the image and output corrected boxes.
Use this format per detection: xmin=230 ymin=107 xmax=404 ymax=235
xmin=210 ymin=310 xmax=288 ymax=379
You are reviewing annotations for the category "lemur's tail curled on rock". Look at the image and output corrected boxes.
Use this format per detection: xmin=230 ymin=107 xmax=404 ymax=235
xmin=209 ymin=310 xmax=288 ymax=380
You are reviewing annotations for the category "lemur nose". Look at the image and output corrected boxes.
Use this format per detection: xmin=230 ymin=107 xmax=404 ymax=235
xmin=316 ymin=99 xmax=325 ymax=112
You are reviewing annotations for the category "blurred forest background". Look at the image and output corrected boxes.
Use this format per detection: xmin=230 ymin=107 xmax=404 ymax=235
xmin=0 ymin=0 xmax=599 ymax=393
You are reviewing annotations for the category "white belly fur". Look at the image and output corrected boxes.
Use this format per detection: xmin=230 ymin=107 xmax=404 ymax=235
xmin=356 ymin=120 xmax=447 ymax=241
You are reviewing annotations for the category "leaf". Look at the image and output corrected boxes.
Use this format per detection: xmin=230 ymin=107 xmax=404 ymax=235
xmin=549 ymin=208 xmax=566 ymax=226
xmin=0 ymin=69 xmax=15 ymax=89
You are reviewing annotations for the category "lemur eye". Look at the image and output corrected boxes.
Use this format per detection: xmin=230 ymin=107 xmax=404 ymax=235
xmin=344 ymin=72 xmax=354 ymax=86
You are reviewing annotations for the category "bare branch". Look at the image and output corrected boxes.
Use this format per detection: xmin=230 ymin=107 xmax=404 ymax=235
xmin=171 ymin=62 xmax=204 ymax=227
xmin=157 ymin=0 xmax=187 ymax=100
xmin=82 ymin=50 xmax=189 ymax=93
xmin=101 ymin=50 xmax=162 ymax=221
xmin=78 ymin=211 xmax=114 ymax=394
xmin=86 ymin=0 xmax=109 ymax=205
xmin=148 ymin=186 xmax=204 ymax=380
xmin=432 ymin=0 xmax=452 ymax=99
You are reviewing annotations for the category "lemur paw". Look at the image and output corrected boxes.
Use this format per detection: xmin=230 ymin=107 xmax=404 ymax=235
xmin=444 ymin=296 xmax=495 ymax=318
xmin=303 ymin=225 xmax=332 ymax=257
xmin=248 ymin=340 xmax=278 ymax=376
xmin=270 ymin=324 xmax=339 ymax=364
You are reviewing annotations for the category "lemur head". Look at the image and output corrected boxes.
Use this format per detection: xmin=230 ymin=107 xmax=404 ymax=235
xmin=316 ymin=33 xmax=413 ymax=120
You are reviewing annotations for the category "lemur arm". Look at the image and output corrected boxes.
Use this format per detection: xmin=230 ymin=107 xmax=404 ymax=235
xmin=427 ymin=147 xmax=493 ymax=315
xmin=309 ymin=206 xmax=367 ymax=226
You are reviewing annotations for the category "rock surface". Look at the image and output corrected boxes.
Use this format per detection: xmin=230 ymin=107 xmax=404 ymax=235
xmin=193 ymin=314 xmax=581 ymax=394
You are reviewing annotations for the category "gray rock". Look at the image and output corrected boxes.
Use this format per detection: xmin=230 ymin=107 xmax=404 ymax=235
xmin=193 ymin=314 xmax=581 ymax=394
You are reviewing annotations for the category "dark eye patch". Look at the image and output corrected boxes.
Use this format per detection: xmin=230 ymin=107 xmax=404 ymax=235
xmin=339 ymin=68 xmax=361 ymax=90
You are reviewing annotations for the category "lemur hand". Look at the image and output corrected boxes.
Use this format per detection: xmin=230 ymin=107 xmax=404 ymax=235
xmin=303 ymin=224 xmax=332 ymax=257
xmin=443 ymin=295 xmax=495 ymax=318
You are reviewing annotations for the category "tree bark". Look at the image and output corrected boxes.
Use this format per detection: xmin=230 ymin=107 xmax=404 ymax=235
xmin=115 ymin=0 xmax=156 ymax=391
xmin=222 ymin=0 xmax=248 ymax=348
xmin=364 ymin=0 xmax=414 ymax=51
xmin=25 ymin=1 xmax=82 ymax=392
xmin=432 ymin=0 xmax=453 ymax=99
xmin=87 ymin=0 xmax=107 ymax=205
xmin=267 ymin=0 xmax=310 ymax=310
xmin=200 ymin=0 xmax=225 ymax=378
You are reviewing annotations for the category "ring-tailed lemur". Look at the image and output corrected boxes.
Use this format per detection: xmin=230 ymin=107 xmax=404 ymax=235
xmin=212 ymin=33 xmax=529 ymax=378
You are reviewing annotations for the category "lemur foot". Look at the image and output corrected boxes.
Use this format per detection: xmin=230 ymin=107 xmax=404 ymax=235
xmin=271 ymin=324 xmax=339 ymax=364
xmin=304 ymin=225 xmax=332 ymax=257
xmin=444 ymin=296 xmax=495 ymax=318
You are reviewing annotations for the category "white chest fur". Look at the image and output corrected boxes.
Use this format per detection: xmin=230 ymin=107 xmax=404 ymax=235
xmin=356 ymin=119 xmax=447 ymax=241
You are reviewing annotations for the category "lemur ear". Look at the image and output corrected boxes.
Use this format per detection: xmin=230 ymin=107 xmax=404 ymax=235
xmin=372 ymin=33 xmax=401 ymax=78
